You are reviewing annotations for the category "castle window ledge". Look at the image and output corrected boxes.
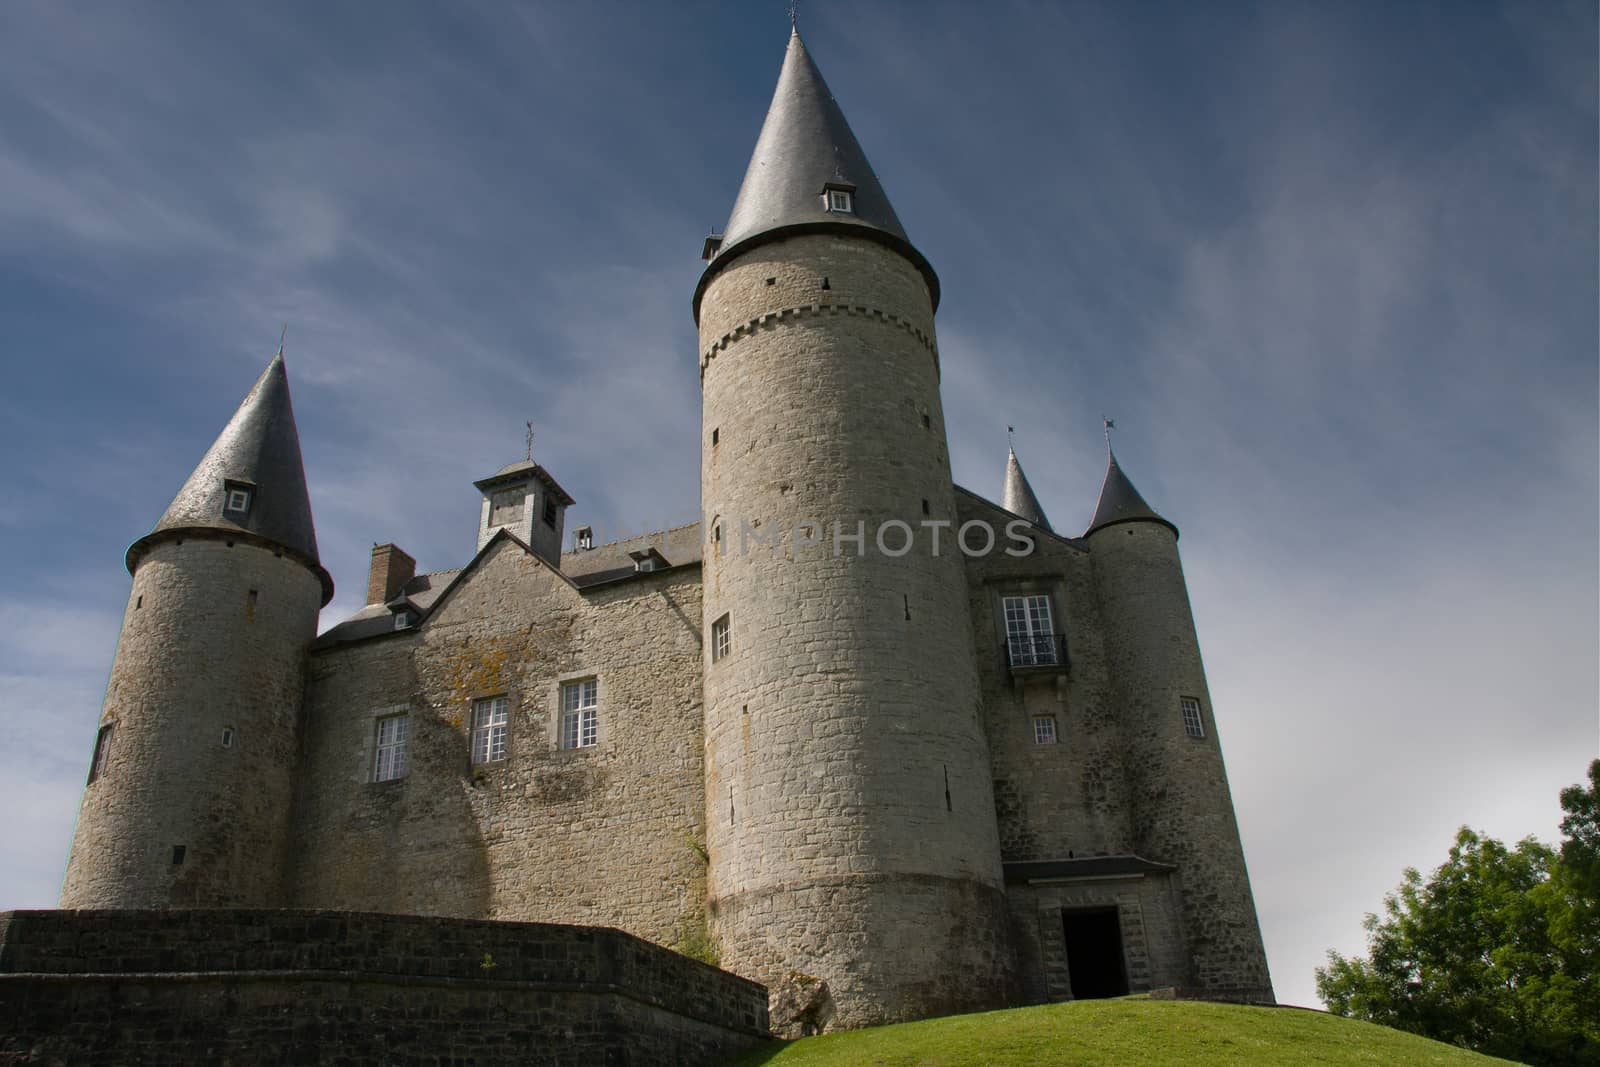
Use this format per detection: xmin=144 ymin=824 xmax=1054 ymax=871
xmin=1005 ymin=634 xmax=1068 ymax=675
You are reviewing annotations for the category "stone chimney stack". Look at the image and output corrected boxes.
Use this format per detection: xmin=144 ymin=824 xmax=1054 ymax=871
xmin=367 ymin=543 xmax=416 ymax=605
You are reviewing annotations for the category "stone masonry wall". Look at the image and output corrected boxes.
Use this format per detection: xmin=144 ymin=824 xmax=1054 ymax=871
xmin=61 ymin=537 xmax=323 ymax=909
xmin=0 ymin=909 xmax=769 ymax=1066
xmin=958 ymin=494 xmax=1136 ymax=865
xmin=698 ymin=234 xmax=1010 ymax=1028
xmin=1088 ymin=522 xmax=1274 ymax=1001
xmin=292 ymin=539 xmax=708 ymax=952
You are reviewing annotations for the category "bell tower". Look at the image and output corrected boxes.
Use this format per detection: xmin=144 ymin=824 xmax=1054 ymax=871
xmin=695 ymin=29 xmax=1010 ymax=1030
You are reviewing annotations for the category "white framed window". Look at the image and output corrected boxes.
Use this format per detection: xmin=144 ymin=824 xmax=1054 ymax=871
xmin=88 ymin=723 xmax=114 ymax=783
xmin=392 ymin=611 xmax=411 ymax=631
xmin=826 ymin=188 xmax=854 ymax=213
xmin=1033 ymin=715 xmax=1058 ymax=745
xmin=560 ymin=679 xmax=599 ymax=750
xmin=1003 ymin=594 xmax=1057 ymax=666
xmin=374 ymin=714 xmax=410 ymax=781
xmin=1181 ymin=697 xmax=1205 ymax=738
xmin=711 ymin=613 xmax=731 ymax=662
xmin=471 ymin=696 xmax=509 ymax=763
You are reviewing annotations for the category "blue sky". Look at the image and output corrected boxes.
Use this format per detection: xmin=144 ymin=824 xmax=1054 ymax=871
xmin=0 ymin=1 xmax=1594 ymax=1011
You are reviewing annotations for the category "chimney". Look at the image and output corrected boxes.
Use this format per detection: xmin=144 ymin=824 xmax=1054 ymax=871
xmin=367 ymin=543 xmax=416 ymax=605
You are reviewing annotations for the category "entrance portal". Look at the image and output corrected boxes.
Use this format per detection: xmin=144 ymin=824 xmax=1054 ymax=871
xmin=1062 ymin=908 xmax=1129 ymax=999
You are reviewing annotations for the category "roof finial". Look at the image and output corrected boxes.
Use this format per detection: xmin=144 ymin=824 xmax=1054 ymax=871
xmin=1102 ymin=415 xmax=1116 ymax=449
xmin=525 ymin=421 xmax=535 ymax=462
xmin=277 ymin=322 xmax=287 ymax=357
xmin=788 ymin=0 xmax=798 ymax=34
xmin=1007 ymin=424 xmax=1015 ymax=450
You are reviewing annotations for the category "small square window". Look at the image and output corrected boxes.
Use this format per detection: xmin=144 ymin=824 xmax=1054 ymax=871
xmin=711 ymin=614 xmax=731 ymax=663
xmin=560 ymin=679 xmax=599 ymax=750
xmin=87 ymin=723 xmax=114 ymax=783
xmin=471 ymin=696 xmax=509 ymax=764
xmin=574 ymin=525 xmax=594 ymax=550
xmin=221 ymin=727 xmax=234 ymax=748
xmin=223 ymin=483 xmax=253 ymax=516
xmin=543 ymin=495 xmax=558 ymax=527
xmin=1181 ymin=697 xmax=1205 ymax=738
xmin=374 ymin=714 xmax=410 ymax=781
xmin=1033 ymin=716 xmax=1057 ymax=745
xmin=826 ymin=189 xmax=854 ymax=213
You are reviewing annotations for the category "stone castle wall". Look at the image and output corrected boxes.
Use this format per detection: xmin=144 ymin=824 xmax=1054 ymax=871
xmin=1088 ymin=521 xmax=1274 ymax=1001
xmin=60 ymin=537 xmax=323 ymax=909
xmin=698 ymin=234 xmax=1011 ymax=1028
xmin=292 ymin=538 xmax=708 ymax=950
xmin=0 ymin=909 xmax=769 ymax=1066
xmin=957 ymin=494 xmax=1137 ymax=864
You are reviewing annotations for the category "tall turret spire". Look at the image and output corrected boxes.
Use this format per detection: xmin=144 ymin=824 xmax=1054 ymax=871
xmin=695 ymin=29 xmax=938 ymax=318
xmin=1085 ymin=447 xmax=1176 ymax=538
xmin=128 ymin=350 xmax=332 ymax=604
xmin=1002 ymin=446 xmax=1052 ymax=531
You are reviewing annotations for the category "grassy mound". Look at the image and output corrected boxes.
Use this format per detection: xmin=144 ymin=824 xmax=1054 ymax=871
xmin=726 ymin=997 xmax=1518 ymax=1066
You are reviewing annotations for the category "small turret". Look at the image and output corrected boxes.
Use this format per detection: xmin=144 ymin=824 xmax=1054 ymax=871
xmin=61 ymin=350 xmax=328 ymax=908
xmin=1001 ymin=446 xmax=1052 ymax=531
xmin=472 ymin=459 xmax=574 ymax=565
xmin=1084 ymin=446 xmax=1273 ymax=1001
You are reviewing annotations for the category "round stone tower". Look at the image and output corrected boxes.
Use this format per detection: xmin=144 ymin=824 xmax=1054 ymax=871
xmin=695 ymin=30 xmax=1010 ymax=1030
xmin=1084 ymin=449 xmax=1275 ymax=1002
xmin=60 ymin=351 xmax=331 ymax=909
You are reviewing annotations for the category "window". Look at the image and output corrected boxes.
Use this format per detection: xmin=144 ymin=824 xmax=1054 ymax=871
xmin=223 ymin=481 xmax=253 ymax=516
xmin=711 ymin=614 xmax=731 ymax=662
xmin=543 ymin=494 xmax=558 ymax=527
xmin=489 ymin=488 xmax=524 ymax=526
xmin=393 ymin=611 xmax=411 ymax=631
xmin=1033 ymin=715 xmax=1058 ymax=745
xmin=1003 ymin=595 xmax=1058 ymax=667
xmin=374 ymin=714 xmax=410 ymax=781
xmin=1181 ymin=697 xmax=1205 ymax=738
xmin=221 ymin=727 xmax=234 ymax=748
xmin=574 ymin=525 xmax=594 ymax=551
xmin=87 ymin=723 xmax=113 ymax=783
xmin=560 ymin=679 xmax=598 ymax=750
xmin=826 ymin=188 xmax=854 ymax=213
xmin=471 ymin=696 xmax=509 ymax=763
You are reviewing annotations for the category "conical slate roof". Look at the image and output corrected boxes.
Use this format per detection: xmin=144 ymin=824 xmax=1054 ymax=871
xmin=1085 ymin=449 xmax=1177 ymax=538
xmin=128 ymin=351 xmax=332 ymax=603
xmin=1002 ymin=447 xmax=1052 ymax=532
xmin=695 ymin=29 xmax=938 ymax=317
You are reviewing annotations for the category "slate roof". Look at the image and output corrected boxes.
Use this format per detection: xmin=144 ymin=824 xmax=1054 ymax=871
xmin=128 ymin=352 xmax=332 ymax=605
xmin=695 ymin=29 xmax=938 ymax=318
xmin=1001 ymin=447 xmax=1052 ymax=532
xmin=1085 ymin=449 xmax=1177 ymax=538
xmin=473 ymin=459 xmax=576 ymax=506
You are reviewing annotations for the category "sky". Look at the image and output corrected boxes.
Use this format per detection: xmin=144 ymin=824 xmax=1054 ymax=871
xmin=0 ymin=0 xmax=1594 ymax=1012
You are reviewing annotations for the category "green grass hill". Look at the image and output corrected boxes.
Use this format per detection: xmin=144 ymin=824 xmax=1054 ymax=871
xmin=726 ymin=997 xmax=1520 ymax=1066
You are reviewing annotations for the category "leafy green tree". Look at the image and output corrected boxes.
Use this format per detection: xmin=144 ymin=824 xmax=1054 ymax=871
xmin=1317 ymin=760 xmax=1599 ymax=1066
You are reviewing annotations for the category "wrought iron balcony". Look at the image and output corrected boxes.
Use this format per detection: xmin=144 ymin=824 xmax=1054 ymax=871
xmin=1006 ymin=633 xmax=1067 ymax=670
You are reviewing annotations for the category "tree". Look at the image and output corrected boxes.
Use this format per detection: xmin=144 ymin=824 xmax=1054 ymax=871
xmin=1317 ymin=760 xmax=1600 ymax=1066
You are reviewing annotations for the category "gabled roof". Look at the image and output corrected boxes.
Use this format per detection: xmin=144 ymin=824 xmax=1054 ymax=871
xmin=1001 ymin=447 xmax=1052 ymax=532
xmin=694 ymin=29 xmax=938 ymax=319
xmin=1085 ymin=449 xmax=1177 ymax=538
xmin=128 ymin=351 xmax=332 ymax=604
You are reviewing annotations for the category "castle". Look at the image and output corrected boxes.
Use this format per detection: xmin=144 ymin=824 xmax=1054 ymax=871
xmin=58 ymin=28 xmax=1274 ymax=1033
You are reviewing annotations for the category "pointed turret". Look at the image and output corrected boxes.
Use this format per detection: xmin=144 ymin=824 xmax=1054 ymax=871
xmin=1001 ymin=447 xmax=1052 ymax=531
xmin=1085 ymin=448 xmax=1176 ymax=538
xmin=695 ymin=29 xmax=938 ymax=318
xmin=128 ymin=351 xmax=332 ymax=604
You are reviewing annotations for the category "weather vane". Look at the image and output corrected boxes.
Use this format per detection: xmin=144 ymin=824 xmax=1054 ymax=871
xmin=277 ymin=322 xmax=287 ymax=356
xmin=1007 ymin=424 xmax=1015 ymax=447
xmin=788 ymin=0 xmax=798 ymax=31
xmin=1103 ymin=416 xmax=1116 ymax=447
xmin=525 ymin=421 xmax=535 ymax=462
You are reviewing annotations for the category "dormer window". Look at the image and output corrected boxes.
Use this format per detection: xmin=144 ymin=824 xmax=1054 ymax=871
xmin=821 ymin=180 xmax=856 ymax=214
xmin=628 ymin=547 xmax=669 ymax=573
xmin=574 ymin=526 xmax=594 ymax=551
xmin=393 ymin=611 xmax=412 ymax=631
xmin=222 ymin=481 xmax=254 ymax=518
